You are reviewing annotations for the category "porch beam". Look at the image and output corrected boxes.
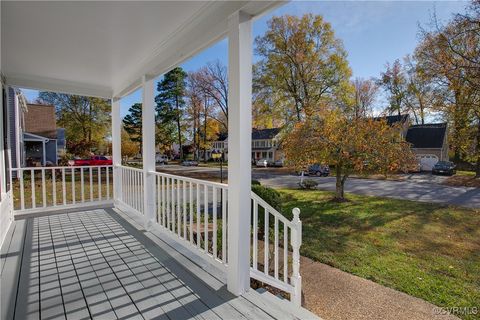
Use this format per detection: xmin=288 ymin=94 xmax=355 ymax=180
xmin=227 ymin=10 xmax=252 ymax=296
xmin=142 ymin=75 xmax=156 ymax=230
xmin=112 ymin=98 xmax=122 ymax=204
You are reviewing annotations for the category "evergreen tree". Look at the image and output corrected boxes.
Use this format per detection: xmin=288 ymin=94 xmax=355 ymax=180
xmin=123 ymin=103 xmax=143 ymax=148
xmin=156 ymin=67 xmax=187 ymax=160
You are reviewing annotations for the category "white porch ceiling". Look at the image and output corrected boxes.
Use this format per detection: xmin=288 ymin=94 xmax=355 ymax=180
xmin=1 ymin=1 xmax=283 ymax=98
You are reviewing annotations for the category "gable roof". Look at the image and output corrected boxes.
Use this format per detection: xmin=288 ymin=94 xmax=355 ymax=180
xmin=406 ymin=123 xmax=447 ymax=149
xmin=374 ymin=114 xmax=410 ymax=126
xmin=252 ymin=128 xmax=281 ymax=140
xmin=24 ymin=104 xmax=57 ymax=139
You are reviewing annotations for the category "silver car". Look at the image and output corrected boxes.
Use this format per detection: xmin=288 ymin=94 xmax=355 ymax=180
xmin=256 ymin=159 xmax=269 ymax=167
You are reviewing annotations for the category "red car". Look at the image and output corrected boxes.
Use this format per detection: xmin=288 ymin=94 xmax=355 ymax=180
xmin=68 ymin=156 xmax=112 ymax=166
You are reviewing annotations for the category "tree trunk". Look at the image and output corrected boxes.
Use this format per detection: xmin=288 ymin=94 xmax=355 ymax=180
xmin=335 ymin=165 xmax=345 ymax=200
xmin=175 ymin=96 xmax=183 ymax=160
xmin=476 ymin=118 xmax=480 ymax=178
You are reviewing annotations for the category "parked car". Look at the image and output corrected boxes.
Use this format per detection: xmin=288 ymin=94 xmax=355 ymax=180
xmin=273 ymin=159 xmax=284 ymax=167
xmin=155 ymin=154 xmax=169 ymax=164
xmin=181 ymin=160 xmax=198 ymax=166
xmin=432 ymin=161 xmax=456 ymax=176
xmin=256 ymin=159 xmax=269 ymax=167
xmin=307 ymin=164 xmax=330 ymax=177
xmin=68 ymin=156 xmax=112 ymax=166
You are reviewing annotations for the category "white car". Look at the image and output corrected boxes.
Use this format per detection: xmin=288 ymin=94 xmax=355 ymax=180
xmin=256 ymin=159 xmax=269 ymax=167
xmin=155 ymin=154 xmax=169 ymax=164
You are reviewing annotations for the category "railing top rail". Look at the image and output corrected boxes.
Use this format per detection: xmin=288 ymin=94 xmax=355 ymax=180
xmin=117 ymin=164 xmax=144 ymax=173
xmin=251 ymin=191 xmax=295 ymax=227
xmin=11 ymin=165 xmax=113 ymax=171
xmin=149 ymin=170 xmax=228 ymax=189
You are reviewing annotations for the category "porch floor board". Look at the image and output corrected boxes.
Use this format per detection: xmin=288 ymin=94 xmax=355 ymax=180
xmin=1 ymin=208 xmax=300 ymax=320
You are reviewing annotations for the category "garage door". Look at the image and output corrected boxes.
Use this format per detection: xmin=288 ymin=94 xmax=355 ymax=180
xmin=418 ymin=155 xmax=439 ymax=171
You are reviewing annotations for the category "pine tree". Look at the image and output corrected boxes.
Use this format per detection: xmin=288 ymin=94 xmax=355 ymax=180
xmin=122 ymin=103 xmax=143 ymax=149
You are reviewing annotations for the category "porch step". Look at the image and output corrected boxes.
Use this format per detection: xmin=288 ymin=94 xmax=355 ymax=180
xmin=254 ymin=288 xmax=321 ymax=320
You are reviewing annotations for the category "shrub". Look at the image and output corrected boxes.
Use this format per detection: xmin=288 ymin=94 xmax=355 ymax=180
xmin=251 ymin=180 xmax=261 ymax=186
xmin=299 ymin=179 xmax=318 ymax=190
xmin=251 ymin=184 xmax=282 ymax=211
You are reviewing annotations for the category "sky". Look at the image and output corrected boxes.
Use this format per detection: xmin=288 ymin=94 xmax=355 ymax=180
xmin=20 ymin=1 xmax=469 ymax=118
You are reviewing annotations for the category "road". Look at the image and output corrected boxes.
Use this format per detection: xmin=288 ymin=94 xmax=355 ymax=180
xmin=157 ymin=164 xmax=480 ymax=208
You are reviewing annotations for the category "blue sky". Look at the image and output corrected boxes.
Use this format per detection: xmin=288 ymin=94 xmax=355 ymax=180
xmin=21 ymin=1 xmax=468 ymax=117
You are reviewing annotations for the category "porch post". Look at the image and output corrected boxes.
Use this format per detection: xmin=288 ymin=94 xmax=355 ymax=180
xmin=227 ymin=10 xmax=252 ymax=296
xmin=142 ymin=75 xmax=156 ymax=230
xmin=112 ymin=98 xmax=121 ymax=204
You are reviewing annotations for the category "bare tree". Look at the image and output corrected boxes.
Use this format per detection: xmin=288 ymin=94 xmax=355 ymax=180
xmin=352 ymin=78 xmax=378 ymax=119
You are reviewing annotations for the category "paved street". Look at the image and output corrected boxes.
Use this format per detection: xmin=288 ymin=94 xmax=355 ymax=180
xmin=157 ymin=164 xmax=480 ymax=209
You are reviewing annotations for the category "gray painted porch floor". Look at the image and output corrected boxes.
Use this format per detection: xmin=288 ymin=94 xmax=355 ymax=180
xmin=1 ymin=208 xmax=314 ymax=320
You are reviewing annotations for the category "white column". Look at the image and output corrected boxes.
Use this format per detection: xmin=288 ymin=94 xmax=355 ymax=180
xmin=227 ymin=10 xmax=252 ymax=296
xmin=112 ymin=98 xmax=121 ymax=203
xmin=142 ymin=75 xmax=156 ymax=230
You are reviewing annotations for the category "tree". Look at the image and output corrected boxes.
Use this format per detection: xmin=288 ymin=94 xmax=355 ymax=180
xmin=121 ymin=126 xmax=139 ymax=162
xmin=416 ymin=1 xmax=480 ymax=174
xmin=122 ymin=103 xmax=143 ymax=147
xmin=378 ymin=60 xmax=408 ymax=116
xmin=38 ymin=92 xmax=111 ymax=155
xmin=156 ymin=67 xmax=188 ymax=160
xmin=351 ymin=78 xmax=378 ymax=119
xmin=284 ymin=109 xmax=416 ymax=201
xmin=254 ymin=14 xmax=352 ymax=122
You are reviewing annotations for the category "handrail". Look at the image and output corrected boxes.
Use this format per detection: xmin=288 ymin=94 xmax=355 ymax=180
xmin=251 ymin=191 xmax=295 ymax=228
xmin=149 ymin=170 xmax=228 ymax=189
xmin=117 ymin=164 xmax=144 ymax=173
xmin=12 ymin=165 xmax=113 ymax=171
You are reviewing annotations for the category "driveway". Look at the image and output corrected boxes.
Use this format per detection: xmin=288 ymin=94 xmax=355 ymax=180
xmin=156 ymin=165 xmax=480 ymax=209
xmin=259 ymin=175 xmax=480 ymax=209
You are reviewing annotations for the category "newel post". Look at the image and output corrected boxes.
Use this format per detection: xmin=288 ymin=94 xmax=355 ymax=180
xmin=112 ymin=98 xmax=122 ymax=205
xmin=227 ymin=10 xmax=253 ymax=296
xmin=142 ymin=75 xmax=156 ymax=230
xmin=291 ymin=207 xmax=302 ymax=306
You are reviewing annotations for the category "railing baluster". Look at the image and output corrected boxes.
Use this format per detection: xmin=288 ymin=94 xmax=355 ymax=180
xmin=274 ymin=216 xmax=279 ymax=279
xmin=204 ymin=184 xmax=208 ymax=253
xmin=264 ymin=209 xmax=269 ymax=275
xmin=253 ymin=199 xmax=258 ymax=270
xmin=189 ymin=181 xmax=193 ymax=243
xmin=62 ymin=168 xmax=66 ymax=205
xmin=98 ymin=166 xmax=102 ymax=200
xmin=51 ymin=169 xmax=56 ymax=207
xmin=80 ymin=168 xmax=85 ymax=202
xmin=31 ymin=169 xmax=36 ymax=209
xmin=106 ymin=166 xmax=110 ymax=200
xmin=157 ymin=175 xmax=160 ymax=223
xmin=89 ymin=167 xmax=93 ymax=202
xmin=177 ymin=178 xmax=181 ymax=236
xmin=162 ymin=176 xmax=166 ymax=227
xmin=183 ymin=180 xmax=187 ymax=238
xmin=196 ymin=183 xmax=201 ymax=248
xmin=166 ymin=177 xmax=170 ymax=230
xmin=213 ymin=186 xmax=217 ymax=259
xmin=172 ymin=178 xmax=176 ymax=232
xmin=284 ymin=223 xmax=288 ymax=283
xmin=41 ymin=169 xmax=46 ymax=207
xmin=222 ymin=188 xmax=227 ymax=264
xmin=71 ymin=167 xmax=76 ymax=204
xmin=19 ymin=170 xmax=25 ymax=210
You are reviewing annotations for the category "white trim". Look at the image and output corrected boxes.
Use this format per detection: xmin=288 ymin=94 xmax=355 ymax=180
xmin=23 ymin=132 xmax=49 ymax=141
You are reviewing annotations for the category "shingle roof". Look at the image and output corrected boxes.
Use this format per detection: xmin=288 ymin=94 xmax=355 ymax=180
xmin=24 ymin=104 xmax=57 ymax=139
xmin=374 ymin=114 xmax=410 ymax=126
xmin=406 ymin=123 xmax=447 ymax=149
xmin=252 ymin=128 xmax=281 ymax=140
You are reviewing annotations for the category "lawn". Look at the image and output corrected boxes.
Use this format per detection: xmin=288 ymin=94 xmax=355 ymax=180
xmin=278 ymin=189 xmax=480 ymax=319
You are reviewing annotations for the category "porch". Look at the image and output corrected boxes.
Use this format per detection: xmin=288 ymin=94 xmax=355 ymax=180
xmin=1 ymin=206 xmax=316 ymax=320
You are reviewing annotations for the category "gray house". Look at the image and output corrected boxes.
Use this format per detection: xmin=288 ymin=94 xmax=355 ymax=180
xmin=7 ymin=87 xmax=65 ymax=167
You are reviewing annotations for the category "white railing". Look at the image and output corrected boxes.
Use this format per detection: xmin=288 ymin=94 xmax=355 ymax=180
xmin=11 ymin=165 xmax=113 ymax=213
xmin=117 ymin=165 xmax=144 ymax=215
xmin=250 ymin=191 xmax=302 ymax=306
xmin=150 ymin=170 xmax=229 ymax=267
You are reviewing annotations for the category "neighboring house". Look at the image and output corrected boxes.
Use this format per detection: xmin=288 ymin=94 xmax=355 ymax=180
xmin=7 ymin=87 xmax=65 ymax=167
xmin=207 ymin=128 xmax=283 ymax=163
xmin=374 ymin=114 xmax=411 ymax=138
xmin=406 ymin=123 xmax=449 ymax=171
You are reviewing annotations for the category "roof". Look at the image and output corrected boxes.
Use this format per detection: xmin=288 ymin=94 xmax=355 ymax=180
xmin=217 ymin=132 xmax=228 ymax=141
xmin=252 ymin=128 xmax=281 ymax=140
xmin=374 ymin=114 xmax=410 ymax=126
xmin=24 ymin=104 xmax=57 ymax=139
xmin=406 ymin=123 xmax=447 ymax=149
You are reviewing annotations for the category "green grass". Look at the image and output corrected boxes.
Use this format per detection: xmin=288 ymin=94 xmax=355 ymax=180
xmin=278 ymin=189 xmax=480 ymax=319
xmin=457 ymin=170 xmax=476 ymax=177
